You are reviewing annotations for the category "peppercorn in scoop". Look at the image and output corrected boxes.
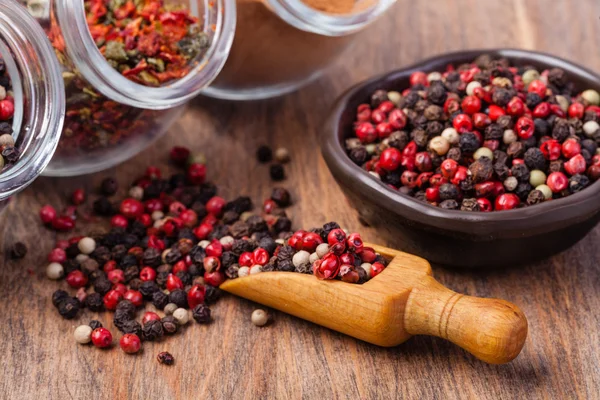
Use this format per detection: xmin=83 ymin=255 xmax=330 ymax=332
xmin=346 ymin=55 xmax=600 ymax=211
xmin=41 ymin=146 xmax=386 ymax=356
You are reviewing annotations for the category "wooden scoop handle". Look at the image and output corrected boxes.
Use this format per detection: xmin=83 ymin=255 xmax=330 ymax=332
xmin=403 ymin=276 xmax=528 ymax=364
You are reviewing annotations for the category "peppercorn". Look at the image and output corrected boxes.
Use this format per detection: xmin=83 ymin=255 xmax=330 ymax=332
xmin=161 ymin=316 xmax=178 ymax=334
xmin=93 ymin=197 xmax=115 ymax=216
xmin=58 ymin=298 xmax=80 ymax=319
xmin=94 ymin=278 xmax=112 ymax=296
xmin=100 ymin=177 xmax=118 ymax=196
xmin=439 ymin=199 xmax=459 ymax=210
xmin=256 ymin=145 xmax=273 ymax=163
xmin=349 ymin=147 xmax=369 ymax=165
xmin=552 ymin=119 xmax=574 ymax=142
xmin=157 ymin=351 xmax=175 ymax=366
xmin=52 ymin=289 xmax=69 ymax=308
xmin=139 ymin=280 xmax=160 ymax=299
xmin=251 ymin=309 xmax=270 ymax=327
xmin=460 ymin=198 xmax=480 ymax=212
xmin=271 ymin=188 xmax=291 ymax=207
xmin=438 ymin=183 xmax=460 ymax=201
xmin=9 ymin=242 xmax=27 ymax=259
xmin=143 ymin=247 xmax=162 ymax=267
xmin=524 ymin=148 xmax=546 ymax=170
xmin=85 ymin=293 xmax=104 ymax=312
xmin=203 ymin=285 xmax=221 ymax=305
xmin=511 ymin=164 xmax=530 ymax=182
xmin=192 ymin=304 xmax=211 ymax=324
xmin=469 ymin=158 xmax=493 ymax=183
xmin=152 ymin=291 xmax=169 ymax=310
xmin=115 ymin=299 xmax=136 ymax=318
xmin=270 ymin=164 xmax=285 ymax=181
xmin=142 ymin=320 xmax=164 ymax=341
xmin=527 ymin=190 xmax=545 ymax=205
xmin=515 ymin=183 xmax=533 ymax=201
xmin=169 ymin=289 xmax=188 ymax=309
xmin=569 ymin=174 xmax=589 ymax=193
xmin=459 ymin=132 xmax=480 ymax=154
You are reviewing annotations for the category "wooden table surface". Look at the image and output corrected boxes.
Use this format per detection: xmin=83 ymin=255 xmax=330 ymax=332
xmin=2 ymin=0 xmax=600 ymax=398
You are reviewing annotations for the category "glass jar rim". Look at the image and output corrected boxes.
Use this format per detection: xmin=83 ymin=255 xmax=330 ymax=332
xmin=0 ymin=1 xmax=65 ymax=200
xmin=56 ymin=0 xmax=237 ymax=110
xmin=266 ymin=0 xmax=397 ymax=36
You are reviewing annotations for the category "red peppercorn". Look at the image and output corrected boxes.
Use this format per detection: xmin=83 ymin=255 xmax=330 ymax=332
xmin=145 ymin=166 xmax=162 ymax=180
xmin=388 ymin=109 xmax=407 ymax=130
xmin=550 ymin=104 xmax=566 ymax=118
xmin=444 ymin=97 xmax=460 ymax=114
xmin=477 ymin=198 xmax=493 ymax=212
xmin=588 ymin=165 xmax=600 ymax=181
xmin=409 ymin=71 xmax=427 ymax=87
xmin=540 ymin=139 xmax=562 ymax=161
xmin=172 ymin=260 xmax=188 ymax=274
xmin=170 ymin=146 xmax=191 ymax=166
xmin=416 ymin=172 xmax=433 ymax=188
xmin=202 ymin=213 xmax=218 ymax=226
xmin=47 ymin=247 xmax=67 ymax=263
xmin=120 ymin=198 xmax=144 ymax=219
xmin=512 ymin=158 xmax=525 ymax=166
xmin=440 ymin=159 xmax=458 ymax=179
xmin=136 ymin=213 xmax=152 ymax=228
xmin=379 ymin=148 xmax=402 ymax=171
xmin=492 ymin=181 xmax=505 ymax=198
xmin=301 ymin=232 xmax=323 ymax=253
xmin=124 ymin=289 xmax=143 ymax=307
xmin=562 ymin=138 xmax=581 ymax=159
xmin=429 ymin=174 xmax=448 ymax=187
xmin=359 ymin=247 xmax=377 ymax=263
xmin=506 ymin=97 xmax=526 ymax=116
xmin=252 ymin=247 xmax=270 ymax=266
xmin=483 ymin=140 xmax=499 ymax=151
xmin=142 ymin=312 xmax=161 ymax=326
xmin=147 ymin=235 xmax=165 ymax=251
xmin=51 ymin=216 xmax=75 ymax=231
xmin=103 ymin=290 xmax=123 ymax=311
xmin=327 ymin=229 xmax=346 ymax=247
xmin=108 ymin=269 xmax=125 ymax=284
xmin=461 ymin=95 xmax=481 ymax=115
xmin=370 ymin=110 xmax=385 ymax=124
xmin=206 ymin=196 xmax=226 ymax=217
xmin=425 ymin=187 xmax=440 ymax=202
xmin=288 ymin=230 xmax=306 ymax=251
xmin=339 ymin=253 xmax=355 ymax=265
xmin=71 ymin=189 xmax=86 ymax=205
xmin=145 ymin=198 xmax=163 ymax=213
xmin=515 ymin=116 xmax=534 ymax=139
xmin=66 ymin=270 xmax=88 ymax=289
xmin=204 ymin=271 xmax=225 ymax=287
xmin=0 ymin=99 xmax=15 ymax=120
xmin=472 ymin=112 xmax=491 ymax=129
xmin=475 ymin=181 xmax=496 ymax=198
xmin=120 ymin=333 xmax=141 ymax=354
xmin=69 ymin=236 xmax=83 ymax=245
xmin=205 ymin=240 xmax=223 ymax=258
xmin=532 ymin=102 xmax=551 ymax=118
xmin=547 ymin=172 xmax=568 ymax=193
xmin=371 ymin=262 xmax=385 ymax=278
xmin=203 ymin=256 xmax=221 ymax=273
xmin=376 ymin=122 xmax=393 ymax=139
xmin=263 ymin=199 xmax=277 ymax=214
xmin=346 ymin=233 xmax=364 ymax=253
xmin=166 ymin=274 xmax=184 ymax=291
xmin=356 ymin=104 xmax=371 ymax=122
xmin=113 ymin=283 xmax=127 ymax=296
xmin=586 ymin=105 xmax=600 ymax=117
xmin=103 ymin=260 xmax=117 ymax=273
xmin=168 ymin=201 xmax=186 ymax=215
xmin=187 ymin=163 xmax=206 ymax=185
xmin=314 ymin=253 xmax=341 ymax=280
xmin=399 ymin=170 xmax=416 ymax=188
xmin=495 ymin=194 xmax=520 ymax=211
xmin=139 ymin=267 xmax=156 ymax=281
xmin=187 ymin=284 xmax=206 ymax=309
xmin=238 ymin=252 xmax=254 ymax=267
xmin=528 ymin=80 xmax=547 ymax=98
xmin=452 ymin=114 xmax=473 ymax=133
xmin=568 ymin=102 xmax=585 ymax=119
xmin=564 ymin=154 xmax=587 ymax=176
xmin=487 ymin=104 xmax=506 ymax=121
xmin=193 ymin=223 xmax=213 ymax=240
xmin=355 ymin=122 xmax=377 ymax=144
xmin=91 ymin=328 xmax=113 ymax=349
xmin=415 ymin=152 xmax=432 ymax=172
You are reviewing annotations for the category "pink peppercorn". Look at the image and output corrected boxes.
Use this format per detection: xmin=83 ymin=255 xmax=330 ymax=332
xmin=71 ymin=189 xmax=86 ymax=205
xmin=47 ymin=248 xmax=67 ymax=263
xmin=187 ymin=284 xmax=206 ymax=309
xmin=142 ymin=312 xmax=161 ymax=325
xmin=187 ymin=163 xmax=206 ymax=185
xmin=495 ymin=194 xmax=520 ymax=211
xmin=91 ymin=328 xmax=112 ymax=349
xmin=66 ymin=270 xmax=88 ymax=289
xmin=103 ymin=290 xmax=123 ymax=310
xmin=547 ymin=172 xmax=568 ymax=193
xmin=166 ymin=274 xmax=184 ymax=291
xmin=120 ymin=333 xmax=141 ymax=354
xmin=139 ymin=267 xmax=156 ymax=281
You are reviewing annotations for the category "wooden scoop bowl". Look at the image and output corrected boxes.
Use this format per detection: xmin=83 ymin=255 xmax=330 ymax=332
xmin=220 ymin=243 xmax=528 ymax=364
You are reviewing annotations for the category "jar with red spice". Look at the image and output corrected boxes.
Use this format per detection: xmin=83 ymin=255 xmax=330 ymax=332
xmin=0 ymin=2 xmax=65 ymax=210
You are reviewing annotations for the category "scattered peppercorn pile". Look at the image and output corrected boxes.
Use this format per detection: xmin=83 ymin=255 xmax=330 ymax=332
xmin=346 ymin=55 xmax=600 ymax=211
xmin=0 ymin=57 xmax=19 ymax=171
xmin=41 ymin=146 xmax=387 ymax=355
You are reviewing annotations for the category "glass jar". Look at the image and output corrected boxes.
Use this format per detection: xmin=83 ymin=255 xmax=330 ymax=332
xmin=203 ymin=0 xmax=396 ymax=100
xmin=0 ymin=1 xmax=65 ymax=210
xmin=21 ymin=0 xmax=394 ymax=176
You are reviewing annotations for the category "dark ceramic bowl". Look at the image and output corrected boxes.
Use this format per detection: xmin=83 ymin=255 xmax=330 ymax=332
xmin=321 ymin=49 xmax=600 ymax=268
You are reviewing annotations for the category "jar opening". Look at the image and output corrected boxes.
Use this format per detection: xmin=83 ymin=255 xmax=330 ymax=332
xmin=55 ymin=0 xmax=236 ymax=110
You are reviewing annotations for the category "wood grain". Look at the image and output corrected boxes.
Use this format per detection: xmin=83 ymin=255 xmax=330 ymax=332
xmin=1 ymin=0 xmax=600 ymax=398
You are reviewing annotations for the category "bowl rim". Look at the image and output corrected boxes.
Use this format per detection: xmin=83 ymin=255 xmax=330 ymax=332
xmin=321 ymin=48 xmax=600 ymax=236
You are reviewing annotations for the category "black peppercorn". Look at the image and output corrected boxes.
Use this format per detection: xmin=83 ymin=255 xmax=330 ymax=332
xmin=460 ymin=198 xmax=480 ymax=212
xmin=525 ymin=92 xmax=542 ymax=109
xmin=204 ymin=286 xmax=221 ymax=305
xmin=58 ymin=298 xmax=80 ymax=319
xmin=161 ymin=316 xmax=178 ymax=334
xmin=9 ymin=242 xmax=27 ymax=259
xmin=412 ymin=129 xmax=429 ymax=148
xmin=527 ymin=190 xmax=545 ymax=205
xmin=247 ymin=215 xmax=268 ymax=233
xmin=1 ymin=145 xmax=19 ymax=163
xmin=169 ymin=289 xmax=188 ymax=308
xmin=142 ymin=247 xmax=161 ymax=268
xmin=222 ymin=210 xmax=240 ymax=224
xmin=549 ymin=160 xmax=564 ymax=173
xmin=278 ymin=259 xmax=295 ymax=272
xmin=100 ymin=177 xmax=119 ymax=196
xmin=459 ymin=132 xmax=480 ymax=154
xmin=94 ymin=278 xmax=112 ymax=296
xmin=484 ymin=124 xmax=503 ymax=141
xmin=139 ymin=281 xmax=160 ymax=299
xmin=176 ymin=271 xmax=192 ymax=286
xmin=349 ymin=147 xmax=368 ymax=165
xmin=230 ymin=220 xmax=250 ymax=238
xmin=152 ymin=291 xmax=170 ymax=310
xmin=256 ymin=145 xmax=273 ymax=163
xmin=157 ymin=351 xmax=175 ymax=365
xmin=52 ymin=289 xmax=69 ymax=308
xmin=165 ymin=248 xmax=182 ymax=264
xmin=388 ymin=131 xmax=409 ymax=150
xmin=122 ymin=320 xmax=143 ymax=337
xmin=119 ymin=254 xmax=138 ymax=269
xmin=271 ymin=188 xmax=291 ymax=207
xmin=269 ymin=164 xmax=285 ymax=181
xmin=524 ymin=148 xmax=546 ymax=170
xmin=142 ymin=320 xmax=164 ymax=341
xmin=469 ymin=158 xmax=493 ymax=183
xmin=569 ymin=174 xmax=589 ymax=193
xmin=438 ymin=183 xmax=460 ymax=201
xmin=192 ymin=304 xmax=211 ymax=324
xmin=548 ymin=68 xmax=567 ymax=88
xmin=370 ymin=89 xmax=389 ymax=108
xmin=273 ymin=217 xmax=292 ymax=234
xmin=426 ymin=81 xmax=447 ymax=105
xmin=511 ymin=164 xmax=530 ymax=182
xmin=552 ymin=119 xmax=574 ymax=142
xmin=93 ymin=197 xmax=115 ymax=216
xmin=492 ymin=88 xmax=512 ymax=107
xmin=439 ymin=199 xmax=459 ymax=210
xmin=89 ymin=320 xmax=103 ymax=330
xmin=496 ymin=115 xmax=513 ymax=130
xmin=515 ymin=183 xmax=533 ymax=201
xmin=116 ymin=299 xmax=137 ymax=316
xmin=85 ymin=293 xmax=104 ymax=312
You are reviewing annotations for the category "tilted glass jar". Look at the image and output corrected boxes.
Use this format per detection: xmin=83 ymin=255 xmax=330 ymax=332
xmin=19 ymin=0 xmax=394 ymax=176
xmin=0 ymin=1 xmax=65 ymax=210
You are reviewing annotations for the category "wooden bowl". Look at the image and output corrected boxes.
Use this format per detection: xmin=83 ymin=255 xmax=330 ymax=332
xmin=321 ymin=49 xmax=600 ymax=268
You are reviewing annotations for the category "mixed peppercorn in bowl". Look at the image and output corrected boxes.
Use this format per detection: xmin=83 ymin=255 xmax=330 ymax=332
xmin=322 ymin=49 xmax=600 ymax=267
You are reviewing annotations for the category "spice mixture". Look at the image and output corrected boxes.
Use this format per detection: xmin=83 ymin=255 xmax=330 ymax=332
xmin=42 ymin=146 xmax=387 ymax=354
xmin=0 ymin=58 xmax=19 ymax=171
xmin=346 ymin=55 xmax=600 ymax=211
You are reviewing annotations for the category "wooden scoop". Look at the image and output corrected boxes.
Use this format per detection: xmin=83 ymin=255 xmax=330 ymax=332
xmin=220 ymin=243 xmax=528 ymax=364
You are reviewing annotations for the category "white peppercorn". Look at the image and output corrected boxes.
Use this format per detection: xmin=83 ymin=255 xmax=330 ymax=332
xmin=503 ymin=129 xmax=517 ymax=144
xmin=583 ymin=121 xmax=600 ymax=137
xmin=465 ymin=81 xmax=481 ymax=96
xmin=387 ymin=91 xmax=402 ymax=106
xmin=315 ymin=243 xmax=329 ymax=258
xmin=365 ymin=144 xmax=377 ymax=154
xmin=274 ymin=148 xmax=290 ymax=163
xmin=78 ymin=237 xmax=96 ymax=255
xmin=441 ymin=127 xmax=460 ymax=145
xmin=151 ymin=211 xmax=164 ymax=221
xmin=536 ymin=184 xmax=553 ymax=200
xmin=173 ymin=308 xmax=190 ymax=325
xmin=522 ymin=69 xmax=540 ymax=85
xmin=503 ymin=176 xmax=518 ymax=192
xmin=74 ymin=325 xmax=93 ymax=344
xmin=128 ymin=186 xmax=144 ymax=200
xmin=198 ymin=240 xmax=210 ymax=248
xmin=164 ymin=303 xmax=178 ymax=315
xmin=249 ymin=265 xmax=262 ymax=275
xmin=219 ymin=236 xmax=235 ymax=248
xmin=251 ymin=309 xmax=269 ymax=327
xmin=292 ymin=250 xmax=310 ymax=267
xmin=46 ymin=262 xmax=64 ymax=280
xmin=582 ymin=89 xmax=600 ymax=106
xmin=0 ymin=133 xmax=14 ymax=146
xmin=238 ymin=266 xmax=250 ymax=277
xmin=429 ymin=136 xmax=450 ymax=156
xmin=427 ymin=71 xmax=442 ymax=82
xmin=275 ymin=238 xmax=285 ymax=245
xmin=473 ymin=147 xmax=494 ymax=161
xmin=309 ymin=252 xmax=319 ymax=264
xmin=360 ymin=263 xmax=373 ymax=279
xmin=529 ymin=170 xmax=547 ymax=187
xmin=75 ymin=254 xmax=89 ymax=264
xmin=555 ymin=95 xmax=570 ymax=112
